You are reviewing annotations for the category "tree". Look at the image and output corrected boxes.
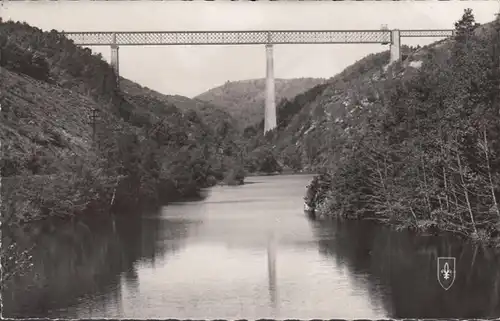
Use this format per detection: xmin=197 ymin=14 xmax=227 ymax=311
xmin=454 ymin=8 xmax=480 ymax=44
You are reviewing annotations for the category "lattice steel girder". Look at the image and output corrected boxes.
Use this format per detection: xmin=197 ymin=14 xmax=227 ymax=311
xmin=62 ymin=29 xmax=453 ymax=46
xmin=400 ymin=29 xmax=455 ymax=38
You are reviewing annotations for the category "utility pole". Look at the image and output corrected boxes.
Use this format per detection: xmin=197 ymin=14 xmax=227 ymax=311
xmin=89 ymin=108 xmax=100 ymax=148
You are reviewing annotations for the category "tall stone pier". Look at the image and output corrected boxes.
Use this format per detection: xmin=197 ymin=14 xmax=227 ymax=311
xmin=390 ymin=29 xmax=401 ymax=63
xmin=110 ymin=45 xmax=119 ymax=75
xmin=110 ymin=33 xmax=120 ymax=82
xmin=264 ymin=44 xmax=277 ymax=134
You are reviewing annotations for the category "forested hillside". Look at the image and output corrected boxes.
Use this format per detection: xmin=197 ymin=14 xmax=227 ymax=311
xmin=0 ymin=19 xmax=245 ymax=227
xmin=254 ymin=10 xmax=500 ymax=245
xmin=196 ymin=78 xmax=325 ymax=128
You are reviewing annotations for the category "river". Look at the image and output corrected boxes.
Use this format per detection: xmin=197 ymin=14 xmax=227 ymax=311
xmin=2 ymin=174 xmax=500 ymax=319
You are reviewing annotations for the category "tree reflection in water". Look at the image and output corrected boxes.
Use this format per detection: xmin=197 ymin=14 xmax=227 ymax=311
xmin=3 ymin=204 xmax=499 ymax=319
xmin=2 ymin=210 xmax=197 ymax=318
xmin=308 ymin=219 xmax=500 ymax=319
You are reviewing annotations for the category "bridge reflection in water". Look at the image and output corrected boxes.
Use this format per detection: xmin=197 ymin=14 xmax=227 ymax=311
xmin=267 ymin=231 xmax=278 ymax=311
xmin=2 ymin=175 xmax=500 ymax=319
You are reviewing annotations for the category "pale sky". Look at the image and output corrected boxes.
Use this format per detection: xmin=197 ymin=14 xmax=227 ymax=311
xmin=1 ymin=1 xmax=498 ymax=97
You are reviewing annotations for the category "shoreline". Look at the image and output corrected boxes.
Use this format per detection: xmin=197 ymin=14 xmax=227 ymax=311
xmin=307 ymin=208 xmax=500 ymax=249
xmin=246 ymin=170 xmax=316 ymax=177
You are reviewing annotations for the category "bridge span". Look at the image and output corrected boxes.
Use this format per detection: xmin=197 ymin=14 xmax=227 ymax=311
xmin=63 ymin=29 xmax=454 ymax=133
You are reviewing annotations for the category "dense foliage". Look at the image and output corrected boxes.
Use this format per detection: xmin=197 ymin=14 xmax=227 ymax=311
xmin=0 ymin=20 xmax=245 ymax=227
xmin=303 ymin=11 xmax=500 ymax=245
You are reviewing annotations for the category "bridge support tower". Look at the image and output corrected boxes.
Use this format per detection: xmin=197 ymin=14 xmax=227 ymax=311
xmin=390 ymin=29 xmax=401 ymax=63
xmin=264 ymin=43 xmax=277 ymax=134
xmin=110 ymin=33 xmax=120 ymax=83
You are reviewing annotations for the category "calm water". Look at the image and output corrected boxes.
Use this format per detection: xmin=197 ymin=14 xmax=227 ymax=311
xmin=3 ymin=174 xmax=500 ymax=319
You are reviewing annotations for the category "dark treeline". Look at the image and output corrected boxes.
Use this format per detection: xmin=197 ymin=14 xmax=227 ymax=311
xmin=304 ymin=11 xmax=500 ymax=245
xmin=0 ymin=19 xmax=245 ymax=222
xmin=0 ymin=19 xmax=245 ymax=283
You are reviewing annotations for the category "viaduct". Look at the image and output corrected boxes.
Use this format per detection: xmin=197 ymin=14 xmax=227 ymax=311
xmin=63 ymin=29 xmax=454 ymax=133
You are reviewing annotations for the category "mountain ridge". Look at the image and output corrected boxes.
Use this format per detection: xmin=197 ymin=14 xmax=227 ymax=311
xmin=196 ymin=77 xmax=326 ymax=128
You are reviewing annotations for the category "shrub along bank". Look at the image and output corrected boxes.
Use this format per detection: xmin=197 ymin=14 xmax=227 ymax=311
xmin=305 ymin=11 xmax=500 ymax=247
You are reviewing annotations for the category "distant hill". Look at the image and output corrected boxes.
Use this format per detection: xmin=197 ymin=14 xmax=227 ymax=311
xmin=120 ymin=79 xmax=239 ymax=132
xmin=195 ymin=78 xmax=326 ymax=128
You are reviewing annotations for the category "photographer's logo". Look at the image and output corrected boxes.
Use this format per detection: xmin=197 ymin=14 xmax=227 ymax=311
xmin=437 ymin=257 xmax=456 ymax=290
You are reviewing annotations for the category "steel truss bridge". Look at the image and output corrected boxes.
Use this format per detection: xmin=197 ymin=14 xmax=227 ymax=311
xmin=63 ymin=28 xmax=455 ymax=132
xmin=63 ymin=29 xmax=454 ymax=46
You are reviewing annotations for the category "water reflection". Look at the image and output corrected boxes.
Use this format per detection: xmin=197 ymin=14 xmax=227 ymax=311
xmin=2 ymin=175 xmax=500 ymax=319
xmin=309 ymin=219 xmax=500 ymax=319
xmin=2 ymin=210 xmax=196 ymax=318
xmin=267 ymin=231 xmax=278 ymax=311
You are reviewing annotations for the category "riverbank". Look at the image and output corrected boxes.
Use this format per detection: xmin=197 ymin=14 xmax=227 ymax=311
xmin=246 ymin=169 xmax=316 ymax=177
xmin=1 ymin=169 xmax=242 ymax=227
xmin=298 ymin=13 xmax=500 ymax=251
xmin=306 ymin=173 xmax=500 ymax=250
xmin=315 ymin=207 xmax=500 ymax=250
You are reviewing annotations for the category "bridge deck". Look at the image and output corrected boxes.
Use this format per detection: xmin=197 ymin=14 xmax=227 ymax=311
xmin=63 ymin=29 xmax=454 ymax=46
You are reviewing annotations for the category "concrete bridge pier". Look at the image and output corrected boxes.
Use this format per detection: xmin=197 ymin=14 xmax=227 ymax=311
xmin=110 ymin=33 xmax=120 ymax=82
xmin=390 ymin=29 xmax=401 ymax=63
xmin=264 ymin=43 xmax=277 ymax=134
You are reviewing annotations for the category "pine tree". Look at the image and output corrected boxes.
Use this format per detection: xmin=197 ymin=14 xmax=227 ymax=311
xmin=454 ymin=8 xmax=480 ymax=44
